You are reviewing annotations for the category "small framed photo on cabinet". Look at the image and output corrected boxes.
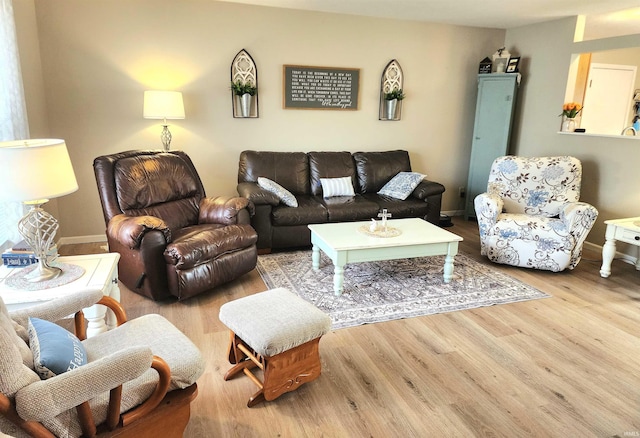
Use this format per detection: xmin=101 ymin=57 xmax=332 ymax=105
xmin=506 ymin=57 xmax=521 ymax=73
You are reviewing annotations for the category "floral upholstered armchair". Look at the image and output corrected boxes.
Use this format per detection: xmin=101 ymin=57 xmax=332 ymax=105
xmin=474 ymin=156 xmax=598 ymax=272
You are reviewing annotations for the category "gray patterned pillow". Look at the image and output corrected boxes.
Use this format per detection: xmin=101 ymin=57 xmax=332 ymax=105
xmin=377 ymin=172 xmax=425 ymax=200
xmin=257 ymin=177 xmax=298 ymax=207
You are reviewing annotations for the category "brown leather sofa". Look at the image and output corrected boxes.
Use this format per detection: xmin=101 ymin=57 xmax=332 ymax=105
xmin=94 ymin=150 xmax=258 ymax=301
xmin=237 ymin=150 xmax=445 ymax=251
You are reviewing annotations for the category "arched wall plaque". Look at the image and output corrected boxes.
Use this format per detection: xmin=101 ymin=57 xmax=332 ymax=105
xmin=379 ymin=59 xmax=404 ymax=121
xmin=231 ymin=49 xmax=259 ymax=118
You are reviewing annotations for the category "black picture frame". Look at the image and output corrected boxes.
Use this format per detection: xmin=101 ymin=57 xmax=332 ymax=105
xmin=506 ymin=57 xmax=521 ymax=73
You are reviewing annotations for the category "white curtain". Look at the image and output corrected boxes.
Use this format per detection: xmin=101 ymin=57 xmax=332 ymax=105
xmin=0 ymin=0 xmax=30 ymax=251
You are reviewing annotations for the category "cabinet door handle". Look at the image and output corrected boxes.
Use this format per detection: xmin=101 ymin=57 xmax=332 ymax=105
xmin=635 ymin=236 xmax=639 ymax=241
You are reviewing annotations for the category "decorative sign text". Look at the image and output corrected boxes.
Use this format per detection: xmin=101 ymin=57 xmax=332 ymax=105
xmin=283 ymin=65 xmax=360 ymax=110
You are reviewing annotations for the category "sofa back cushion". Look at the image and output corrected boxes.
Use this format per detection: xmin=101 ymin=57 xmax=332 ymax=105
xmin=353 ymin=150 xmax=412 ymax=193
xmin=238 ymin=151 xmax=310 ymax=195
xmin=308 ymin=152 xmax=357 ymax=196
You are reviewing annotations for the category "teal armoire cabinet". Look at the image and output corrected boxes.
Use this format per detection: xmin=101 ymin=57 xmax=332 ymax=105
xmin=465 ymin=73 xmax=520 ymax=219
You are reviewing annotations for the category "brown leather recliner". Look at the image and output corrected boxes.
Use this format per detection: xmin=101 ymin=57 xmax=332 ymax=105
xmin=93 ymin=150 xmax=258 ymax=301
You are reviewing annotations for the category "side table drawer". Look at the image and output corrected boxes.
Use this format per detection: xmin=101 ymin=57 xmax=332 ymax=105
xmin=615 ymin=228 xmax=640 ymax=245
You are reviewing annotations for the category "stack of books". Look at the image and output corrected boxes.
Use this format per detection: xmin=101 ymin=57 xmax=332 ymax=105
xmin=1 ymin=240 xmax=58 ymax=268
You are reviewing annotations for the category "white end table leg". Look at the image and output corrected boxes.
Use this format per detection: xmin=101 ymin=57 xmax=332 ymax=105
xmin=312 ymin=245 xmax=320 ymax=270
xmin=83 ymin=304 xmax=108 ymax=338
xmin=600 ymin=237 xmax=616 ymax=278
xmin=333 ymin=264 xmax=345 ymax=296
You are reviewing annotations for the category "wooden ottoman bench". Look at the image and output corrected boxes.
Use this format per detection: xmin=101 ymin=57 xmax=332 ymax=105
xmin=219 ymin=287 xmax=332 ymax=407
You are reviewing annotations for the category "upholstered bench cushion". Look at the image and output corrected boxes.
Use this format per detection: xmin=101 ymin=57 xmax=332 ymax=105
xmin=219 ymin=288 xmax=331 ymax=357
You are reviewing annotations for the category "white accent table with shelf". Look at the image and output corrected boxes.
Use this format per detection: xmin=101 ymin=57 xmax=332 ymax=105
xmin=0 ymin=253 xmax=120 ymax=337
xmin=600 ymin=217 xmax=640 ymax=277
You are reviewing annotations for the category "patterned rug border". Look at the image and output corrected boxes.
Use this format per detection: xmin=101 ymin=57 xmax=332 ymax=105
xmin=256 ymin=250 xmax=550 ymax=330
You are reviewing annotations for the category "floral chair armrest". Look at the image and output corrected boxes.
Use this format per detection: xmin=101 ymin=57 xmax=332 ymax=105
xmin=474 ymin=192 xmax=504 ymax=238
xmin=15 ymin=346 xmax=153 ymax=422
xmin=561 ymin=202 xmax=599 ymax=267
xmin=107 ymin=214 xmax=171 ymax=250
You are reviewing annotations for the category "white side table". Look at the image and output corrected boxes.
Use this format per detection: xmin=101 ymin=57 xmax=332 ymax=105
xmin=0 ymin=253 xmax=120 ymax=337
xmin=600 ymin=217 xmax=640 ymax=278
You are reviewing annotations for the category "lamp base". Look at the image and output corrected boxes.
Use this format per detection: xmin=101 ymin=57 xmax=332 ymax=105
xmin=161 ymin=124 xmax=172 ymax=152
xmin=17 ymin=202 xmax=60 ymax=283
xmin=25 ymin=261 xmax=62 ymax=282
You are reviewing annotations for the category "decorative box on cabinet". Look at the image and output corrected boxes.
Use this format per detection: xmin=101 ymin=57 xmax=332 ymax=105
xmin=465 ymin=73 xmax=520 ymax=219
xmin=0 ymin=253 xmax=120 ymax=338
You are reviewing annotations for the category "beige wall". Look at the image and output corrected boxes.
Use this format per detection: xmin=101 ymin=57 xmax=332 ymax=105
xmin=506 ymin=18 xmax=640 ymax=253
xmin=15 ymin=0 xmax=505 ymax=239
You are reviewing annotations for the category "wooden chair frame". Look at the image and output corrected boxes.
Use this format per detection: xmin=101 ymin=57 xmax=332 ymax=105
xmin=224 ymin=331 xmax=323 ymax=407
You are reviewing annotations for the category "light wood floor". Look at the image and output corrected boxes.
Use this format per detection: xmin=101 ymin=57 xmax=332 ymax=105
xmin=60 ymin=217 xmax=640 ymax=437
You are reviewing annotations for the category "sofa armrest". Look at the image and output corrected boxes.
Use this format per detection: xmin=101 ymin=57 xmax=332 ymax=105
xmin=107 ymin=214 xmax=171 ymax=250
xmin=199 ymin=196 xmax=255 ymax=225
xmin=411 ymin=180 xmax=445 ymax=200
xmin=237 ymin=182 xmax=280 ymax=206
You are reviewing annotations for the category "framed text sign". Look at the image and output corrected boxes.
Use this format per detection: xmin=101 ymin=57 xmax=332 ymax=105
xmin=283 ymin=65 xmax=360 ymax=110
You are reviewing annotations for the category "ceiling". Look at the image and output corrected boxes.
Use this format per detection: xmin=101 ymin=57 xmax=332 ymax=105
xmin=219 ymin=0 xmax=640 ymax=36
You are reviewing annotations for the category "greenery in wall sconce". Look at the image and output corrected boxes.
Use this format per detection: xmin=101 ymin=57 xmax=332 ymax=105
xmin=384 ymin=89 xmax=405 ymax=101
xmin=231 ymin=80 xmax=257 ymax=96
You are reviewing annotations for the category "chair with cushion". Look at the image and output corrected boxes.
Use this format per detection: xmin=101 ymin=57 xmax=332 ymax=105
xmin=0 ymin=288 xmax=205 ymax=437
xmin=94 ymin=150 xmax=258 ymax=301
xmin=474 ymin=155 xmax=598 ymax=272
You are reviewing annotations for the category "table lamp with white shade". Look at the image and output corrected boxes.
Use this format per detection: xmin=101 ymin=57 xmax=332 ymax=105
xmin=143 ymin=90 xmax=185 ymax=151
xmin=0 ymin=139 xmax=78 ymax=282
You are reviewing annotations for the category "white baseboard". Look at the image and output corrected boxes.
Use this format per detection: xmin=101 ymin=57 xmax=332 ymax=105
xmin=58 ymin=234 xmax=107 ymax=246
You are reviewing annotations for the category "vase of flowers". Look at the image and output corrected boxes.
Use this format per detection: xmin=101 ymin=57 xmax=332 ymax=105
xmin=560 ymin=102 xmax=583 ymax=132
xmin=384 ymin=89 xmax=405 ymax=120
xmin=231 ymin=80 xmax=257 ymax=117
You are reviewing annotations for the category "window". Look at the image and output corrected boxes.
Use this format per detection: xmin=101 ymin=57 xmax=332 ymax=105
xmin=0 ymin=0 xmax=30 ymax=250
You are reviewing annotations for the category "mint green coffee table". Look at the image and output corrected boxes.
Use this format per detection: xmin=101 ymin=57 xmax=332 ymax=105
xmin=308 ymin=218 xmax=463 ymax=296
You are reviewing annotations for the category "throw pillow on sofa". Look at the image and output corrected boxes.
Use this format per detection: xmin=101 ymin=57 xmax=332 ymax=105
xmin=377 ymin=172 xmax=425 ymax=200
xmin=320 ymin=177 xmax=355 ymax=198
xmin=258 ymin=177 xmax=298 ymax=207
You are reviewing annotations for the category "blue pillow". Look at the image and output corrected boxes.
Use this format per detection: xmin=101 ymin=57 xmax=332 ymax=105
xmin=28 ymin=317 xmax=87 ymax=379
xmin=377 ymin=172 xmax=426 ymax=200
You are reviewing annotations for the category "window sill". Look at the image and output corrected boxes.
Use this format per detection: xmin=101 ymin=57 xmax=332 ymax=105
xmin=557 ymin=131 xmax=639 ymax=139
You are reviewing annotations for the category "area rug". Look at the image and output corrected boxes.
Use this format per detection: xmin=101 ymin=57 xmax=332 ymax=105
xmin=256 ymin=250 xmax=549 ymax=330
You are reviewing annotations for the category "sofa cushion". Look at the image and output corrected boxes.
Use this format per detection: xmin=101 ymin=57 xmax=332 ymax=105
xmin=353 ymin=150 xmax=412 ymax=193
xmin=378 ymin=172 xmax=426 ymax=200
xmin=258 ymin=177 xmax=298 ymax=207
xmin=320 ymin=177 xmax=355 ymax=198
xmin=271 ymin=196 xmax=327 ymax=226
xmin=362 ymin=193 xmax=430 ymax=219
xmin=165 ymin=224 xmax=258 ymax=269
xmin=238 ymin=151 xmax=310 ymax=195
xmin=308 ymin=152 xmax=358 ymax=196
xmin=321 ymin=195 xmax=380 ymax=222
